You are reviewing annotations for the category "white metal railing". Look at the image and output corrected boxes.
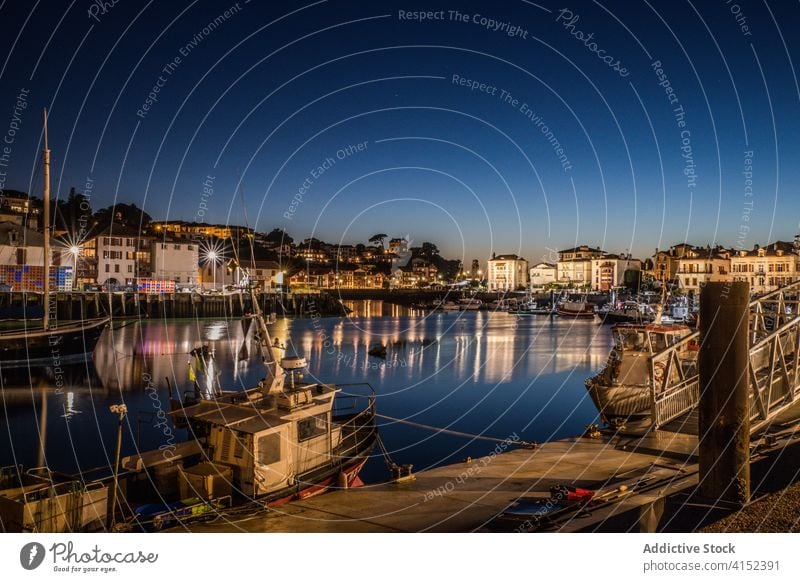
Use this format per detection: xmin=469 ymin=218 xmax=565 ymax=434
xmin=648 ymin=279 xmax=800 ymax=430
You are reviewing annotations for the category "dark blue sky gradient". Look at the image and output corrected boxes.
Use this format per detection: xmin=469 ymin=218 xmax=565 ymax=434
xmin=1 ymin=0 xmax=798 ymax=262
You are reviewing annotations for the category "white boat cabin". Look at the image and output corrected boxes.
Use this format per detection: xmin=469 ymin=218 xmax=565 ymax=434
xmin=179 ymin=382 xmax=342 ymax=498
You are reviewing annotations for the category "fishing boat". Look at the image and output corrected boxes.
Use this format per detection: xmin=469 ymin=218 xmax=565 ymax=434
xmin=509 ymin=299 xmax=554 ymax=316
xmin=600 ymin=300 xmax=651 ymax=324
xmin=556 ymin=299 xmax=595 ymax=318
xmin=585 ymin=323 xmax=698 ymax=423
xmin=117 ymin=286 xmax=378 ymax=526
xmin=0 ymin=110 xmax=108 ymax=369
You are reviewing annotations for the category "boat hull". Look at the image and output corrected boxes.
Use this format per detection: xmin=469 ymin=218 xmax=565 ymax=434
xmin=557 ymin=308 xmax=595 ymax=318
xmin=269 ymin=455 xmax=371 ymax=507
xmin=585 ymin=378 xmax=651 ymax=422
xmin=0 ymin=318 xmax=108 ymax=368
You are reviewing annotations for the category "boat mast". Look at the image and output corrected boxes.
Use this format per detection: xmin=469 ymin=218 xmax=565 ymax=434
xmin=42 ymin=108 xmax=51 ymax=331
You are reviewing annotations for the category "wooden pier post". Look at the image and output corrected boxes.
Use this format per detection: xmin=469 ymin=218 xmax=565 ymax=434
xmin=698 ymin=281 xmax=750 ymax=507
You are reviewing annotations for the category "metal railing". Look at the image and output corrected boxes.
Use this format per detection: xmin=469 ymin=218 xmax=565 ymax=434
xmin=648 ymin=279 xmax=800 ymax=430
xmin=650 ymin=331 xmax=700 ymax=427
xmin=331 ymin=383 xmax=377 ymax=463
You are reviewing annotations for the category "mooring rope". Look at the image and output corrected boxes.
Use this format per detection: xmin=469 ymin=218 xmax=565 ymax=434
xmin=375 ymin=414 xmax=536 ymax=448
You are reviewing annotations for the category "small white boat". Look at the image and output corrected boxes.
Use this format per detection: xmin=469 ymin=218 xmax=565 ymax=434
xmin=459 ymin=297 xmax=482 ymax=310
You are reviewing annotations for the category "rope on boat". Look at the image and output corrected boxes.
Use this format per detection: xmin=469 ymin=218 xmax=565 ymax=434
xmin=375 ymin=414 xmax=537 ymax=448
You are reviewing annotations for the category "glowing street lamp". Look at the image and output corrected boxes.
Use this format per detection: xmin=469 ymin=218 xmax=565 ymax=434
xmin=69 ymin=245 xmax=80 ymax=290
xmin=200 ymin=243 xmax=224 ymax=291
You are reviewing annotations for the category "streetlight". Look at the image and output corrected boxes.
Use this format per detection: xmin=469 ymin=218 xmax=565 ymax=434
xmin=207 ymin=250 xmax=218 ymax=290
xmin=69 ymin=245 xmax=80 ymax=291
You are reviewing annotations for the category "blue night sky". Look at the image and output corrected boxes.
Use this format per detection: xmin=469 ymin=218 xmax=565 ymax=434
xmin=1 ymin=0 xmax=798 ymax=263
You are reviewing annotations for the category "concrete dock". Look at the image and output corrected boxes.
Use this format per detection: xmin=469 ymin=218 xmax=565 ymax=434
xmin=181 ymin=430 xmax=700 ymax=533
xmin=179 ymin=396 xmax=800 ymax=534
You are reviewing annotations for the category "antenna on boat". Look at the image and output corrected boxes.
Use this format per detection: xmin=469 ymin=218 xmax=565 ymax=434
xmin=42 ymin=108 xmax=51 ymax=331
xmin=230 ymin=178 xmax=286 ymax=395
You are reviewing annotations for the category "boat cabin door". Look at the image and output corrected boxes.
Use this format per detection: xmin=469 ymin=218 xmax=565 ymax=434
xmin=252 ymin=425 xmax=293 ymax=496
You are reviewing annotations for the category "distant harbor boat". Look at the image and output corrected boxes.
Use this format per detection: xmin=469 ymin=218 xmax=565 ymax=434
xmin=556 ymin=299 xmax=595 ymax=318
xmin=0 ymin=109 xmax=109 ymax=369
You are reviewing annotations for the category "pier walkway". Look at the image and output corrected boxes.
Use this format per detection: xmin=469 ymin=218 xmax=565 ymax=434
xmin=182 ymin=431 xmax=699 ymax=533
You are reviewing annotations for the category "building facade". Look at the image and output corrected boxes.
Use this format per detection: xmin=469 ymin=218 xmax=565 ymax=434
xmin=730 ymin=241 xmax=800 ymax=294
xmin=648 ymin=243 xmax=695 ymax=283
xmin=529 ymin=262 xmax=556 ymax=289
xmin=150 ymin=239 xmax=199 ymax=287
xmin=94 ymin=228 xmax=141 ymax=287
xmin=676 ymin=246 xmax=731 ymax=294
xmin=590 ymin=255 xmax=642 ymax=291
xmin=556 ymin=246 xmax=605 ymax=286
xmin=487 ymin=254 xmax=529 ymax=291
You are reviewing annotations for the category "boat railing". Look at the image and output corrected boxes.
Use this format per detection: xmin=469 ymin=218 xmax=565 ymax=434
xmin=333 ymin=382 xmax=376 ymax=414
xmin=331 ymin=383 xmax=377 ymax=462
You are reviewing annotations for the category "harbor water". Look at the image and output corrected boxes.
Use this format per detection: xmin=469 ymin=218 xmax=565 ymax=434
xmin=0 ymin=301 xmax=612 ymax=483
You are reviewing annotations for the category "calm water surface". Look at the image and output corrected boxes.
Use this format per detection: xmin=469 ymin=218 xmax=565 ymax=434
xmin=0 ymin=300 xmax=612 ymax=482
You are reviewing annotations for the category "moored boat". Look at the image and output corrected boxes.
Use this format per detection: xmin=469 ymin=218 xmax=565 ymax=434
xmin=114 ymin=286 xmax=378 ymax=528
xmin=556 ymin=300 xmax=595 ymax=318
xmin=459 ymin=297 xmax=482 ymax=310
xmin=0 ymin=110 xmax=109 ymax=369
xmin=600 ymin=300 xmax=651 ymax=324
xmin=585 ymin=323 xmax=698 ymax=423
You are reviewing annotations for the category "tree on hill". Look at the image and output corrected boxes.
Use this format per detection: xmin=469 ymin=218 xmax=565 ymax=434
xmin=368 ymin=233 xmax=387 ymax=248
xmin=53 ymin=187 xmax=93 ymax=234
xmin=420 ymin=242 xmax=439 ymax=257
xmin=265 ymin=227 xmax=293 ymax=245
xmin=94 ymin=202 xmax=152 ymax=230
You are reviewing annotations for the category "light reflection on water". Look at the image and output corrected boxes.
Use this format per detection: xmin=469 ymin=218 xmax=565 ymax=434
xmin=0 ymin=301 xmax=612 ymax=482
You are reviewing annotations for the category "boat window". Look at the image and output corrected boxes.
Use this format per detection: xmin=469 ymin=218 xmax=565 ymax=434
xmin=257 ymin=433 xmax=281 ymax=465
xmin=620 ymin=330 xmax=646 ymax=351
xmin=298 ymin=414 xmax=328 ymax=441
xmin=650 ymin=333 xmax=667 ymax=352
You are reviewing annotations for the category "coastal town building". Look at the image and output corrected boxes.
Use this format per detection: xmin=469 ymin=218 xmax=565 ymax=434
xmin=676 ymin=245 xmax=732 ymax=294
xmin=0 ymin=221 xmax=44 ymax=266
xmin=529 ymin=262 xmax=557 ymax=289
xmin=556 ymin=245 xmax=605 ymax=286
xmin=647 ymin=243 xmax=695 ymax=283
xmin=590 ymin=254 xmax=642 ymax=291
xmin=289 ymin=266 xmax=387 ymax=289
xmin=91 ymin=225 xmax=144 ymax=288
xmin=487 ymin=253 xmax=529 ymax=291
xmin=150 ymin=238 xmax=199 ymax=287
xmin=388 ymin=238 xmax=408 ymax=255
xmin=0 ymin=190 xmax=39 ymax=229
xmin=222 ymin=259 xmax=283 ymax=290
xmin=410 ymin=258 xmax=439 ymax=284
xmin=150 ymin=221 xmax=253 ymax=241
xmin=1 ymin=222 xmax=75 ymax=291
xmin=730 ymin=241 xmax=800 ymax=294
xmin=392 ymin=266 xmax=421 ymax=289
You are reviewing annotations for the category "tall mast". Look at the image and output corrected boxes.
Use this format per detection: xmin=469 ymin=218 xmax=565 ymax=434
xmin=42 ymin=108 xmax=51 ymax=330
